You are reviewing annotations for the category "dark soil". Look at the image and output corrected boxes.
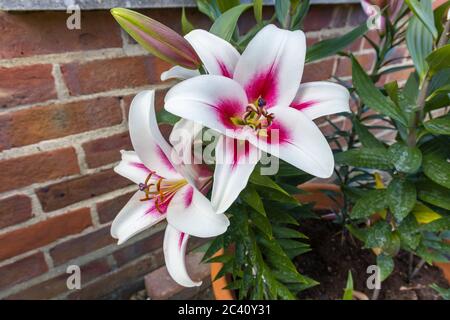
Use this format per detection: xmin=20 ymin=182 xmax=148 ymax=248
xmin=295 ymin=219 xmax=449 ymax=300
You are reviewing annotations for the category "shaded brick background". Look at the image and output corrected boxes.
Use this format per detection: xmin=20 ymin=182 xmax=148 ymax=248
xmin=0 ymin=4 xmax=410 ymax=299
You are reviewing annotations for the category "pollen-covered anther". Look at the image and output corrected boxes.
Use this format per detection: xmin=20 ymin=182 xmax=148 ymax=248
xmin=240 ymin=98 xmax=274 ymax=133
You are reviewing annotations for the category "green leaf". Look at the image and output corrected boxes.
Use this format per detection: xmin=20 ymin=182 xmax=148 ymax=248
xmin=430 ymin=284 xmax=450 ymax=300
xmin=241 ymin=185 xmax=266 ymax=215
xmin=353 ymin=118 xmax=385 ymax=149
xmin=352 ymin=57 xmax=406 ymax=125
xmin=335 ymin=148 xmax=393 ymax=170
xmin=426 ymin=84 xmax=450 ymax=102
xmin=343 ymin=271 xmax=354 ymax=300
xmin=196 ymin=0 xmax=221 ymax=21
xmin=249 ymin=171 xmax=290 ymax=196
xmin=350 ymin=189 xmax=389 ymax=219
xmin=275 ymin=0 xmax=290 ymax=28
xmin=210 ymin=4 xmax=252 ymax=41
xmin=387 ymin=178 xmax=417 ymax=223
xmin=388 ymin=143 xmax=422 ymax=173
xmin=216 ymin=0 xmax=240 ymax=13
xmin=417 ymin=178 xmax=450 ymax=210
xmin=421 ymin=216 xmax=450 ymax=232
xmin=250 ymin=210 xmax=273 ymax=237
xmin=267 ymin=207 xmax=299 ymax=226
xmin=423 ymin=153 xmax=450 ymax=188
xmin=377 ymin=254 xmax=394 ymax=281
xmin=398 ymin=216 xmax=421 ymax=250
xmin=434 ymin=0 xmax=450 ymax=36
xmin=365 ymin=221 xmax=391 ymax=248
xmin=273 ymin=226 xmax=308 ymax=239
xmin=306 ymin=23 xmax=368 ymax=63
xmin=424 ymin=114 xmax=450 ymax=135
xmin=253 ymin=0 xmax=263 ymax=23
xmin=290 ymin=0 xmax=310 ymax=29
xmin=405 ymin=0 xmax=438 ymax=39
xmin=181 ymin=7 xmax=195 ymax=35
xmin=426 ymin=44 xmax=450 ymax=76
xmin=156 ymin=109 xmax=180 ymax=125
xmin=406 ymin=13 xmax=433 ymax=79
xmin=202 ymin=235 xmax=224 ymax=261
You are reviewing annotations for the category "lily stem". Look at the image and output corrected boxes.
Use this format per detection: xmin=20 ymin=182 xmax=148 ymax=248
xmin=410 ymin=258 xmax=426 ymax=281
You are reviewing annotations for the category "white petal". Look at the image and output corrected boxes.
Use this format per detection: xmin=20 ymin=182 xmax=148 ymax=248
xmin=169 ymin=119 xmax=203 ymax=164
xmin=254 ymin=106 xmax=334 ymax=178
xmin=166 ymin=185 xmax=230 ymax=238
xmin=185 ymin=29 xmax=240 ymax=77
xmin=161 ymin=66 xmax=200 ymax=81
xmin=291 ymin=81 xmax=350 ymax=120
xmin=129 ymin=90 xmax=183 ymax=180
xmin=212 ymin=136 xmax=260 ymax=214
xmin=164 ymin=75 xmax=247 ymax=135
xmin=169 ymin=119 xmax=212 ymax=191
xmin=111 ymin=191 xmax=166 ymax=245
xmin=233 ymin=24 xmax=306 ymax=108
xmin=114 ymin=150 xmax=154 ymax=185
xmin=163 ymin=224 xmax=201 ymax=287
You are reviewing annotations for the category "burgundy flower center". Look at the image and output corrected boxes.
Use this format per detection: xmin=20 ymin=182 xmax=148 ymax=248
xmin=230 ymin=97 xmax=275 ymax=136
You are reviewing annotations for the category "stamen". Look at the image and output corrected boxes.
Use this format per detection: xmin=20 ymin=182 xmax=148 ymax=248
xmin=237 ymin=101 xmax=275 ymax=133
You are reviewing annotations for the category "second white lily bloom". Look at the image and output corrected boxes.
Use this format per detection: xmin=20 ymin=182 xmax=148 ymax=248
xmin=111 ymin=90 xmax=229 ymax=287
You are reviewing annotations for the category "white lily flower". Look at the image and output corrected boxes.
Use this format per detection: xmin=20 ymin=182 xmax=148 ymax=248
xmin=112 ymin=90 xmax=229 ymax=287
xmin=164 ymin=25 xmax=350 ymax=214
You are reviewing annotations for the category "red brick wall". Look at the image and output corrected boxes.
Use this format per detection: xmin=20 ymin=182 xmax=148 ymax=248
xmin=0 ymin=4 xmax=408 ymax=299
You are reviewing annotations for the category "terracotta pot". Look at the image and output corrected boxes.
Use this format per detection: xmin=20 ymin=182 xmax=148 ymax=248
xmin=210 ymin=182 xmax=450 ymax=299
xmin=210 ymin=248 xmax=235 ymax=300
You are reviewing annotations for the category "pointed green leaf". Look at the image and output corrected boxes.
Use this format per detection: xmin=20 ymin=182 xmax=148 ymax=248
xmin=423 ymin=153 xmax=450 ymax=188
xmin=352 ymin=57 xmax=406 ymax=125
xmin=241 ymin=185 xmax=266 ymax=215
xmin=405 ymin=0 xmax=438 ymax=39
xmin=387 ymin=178 xmax=417 ymax=223
xmin=210 ymin=4 xmax=252 ymax=41
xmin=424 ymin=114 xmax=450 ymax=135
xmin=426 ymin=45 xmax=450 ymax=76
xmin=343 ymin=271 xmax=354 ymax=300
xmin=351 ymin=189 xmax=389 ymax=219
xmin=388 ymin=143 xmax=422 ymax=173
xmin=417 ymin=178 xmax=450 ymax=210
xmin=335 ymin=148 xmax=393 ymax=170
xmin=253 ymin=0 xmax=263 ymax=23
xmin=353 ymin=119 xmax=385 ymax=149
xmin=377 ymin=254 xmax=394 ymax=281
xmin=306 ymin=23 xmax=368 ymax=63
xmin=181 ymin=7 xmax=195 ymax=35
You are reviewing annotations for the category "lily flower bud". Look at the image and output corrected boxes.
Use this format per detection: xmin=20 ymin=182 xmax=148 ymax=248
xmin=111 ymin=8 xmax=201 ymax=69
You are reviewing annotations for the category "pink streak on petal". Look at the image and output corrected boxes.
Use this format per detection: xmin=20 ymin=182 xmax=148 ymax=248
xmin=145 ymin=193 xmax=175 ymax=216
xmin=217 ymin=60 xmax=233 ymax=78
xmin=157 ymin=146 xmax=176 ymax=172
xmin=178 ymin=232 xmax=186 ymax=249
xmin=264 ymin=120 xmax=290 ymax=145
xmin=130 ymin=161 xmax=151 ymax=173
xmin=215 ymin=99 xmax=245 ymax=129
xmin=244 ymin=66 xmax=278 ymax=106
xmin=183 ymin=186 xmax=194 ymax=208
xmin=290 ymin=100 xmax=317 ymax=111
xmin=228 ymin=138 xmax=251 ymax=169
